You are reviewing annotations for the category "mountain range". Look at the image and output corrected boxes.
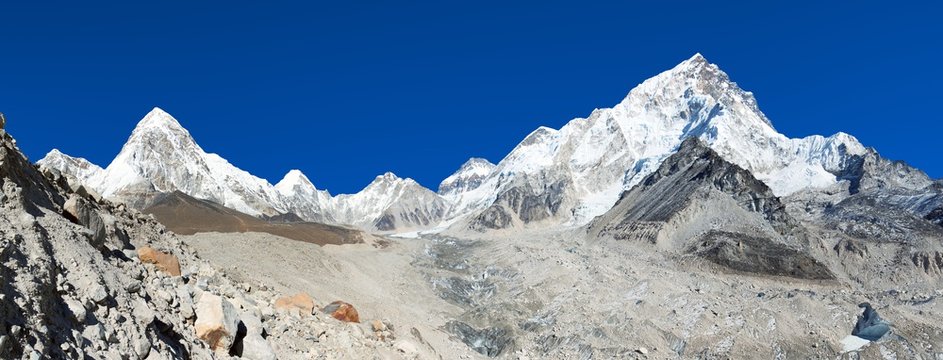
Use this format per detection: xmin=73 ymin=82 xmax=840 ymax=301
xmin=38 ymin=54 xmax=940 ymax=236
xmin=17 ymin=53 xmax=943 ymax=359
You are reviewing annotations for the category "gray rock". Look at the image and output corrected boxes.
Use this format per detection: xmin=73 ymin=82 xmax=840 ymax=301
xmin=123 ymin=249 xmax=139 ymax=261
xmin=176 ymin=286 xmax=195 ymax=320
xmin=82 ymin=324 xmax=105 ymax=342
xmin=88 ymin=283 xmax=109 ymax=304
xmin=134 ymin=336 xmax=151 ymax=359
xmin=126 ymin=280 xmax=141 ymax=293
xmin=65 ymin=298 xmax=87 ymax=322
xmin=236 ymin=333 xmax=277 ymax=360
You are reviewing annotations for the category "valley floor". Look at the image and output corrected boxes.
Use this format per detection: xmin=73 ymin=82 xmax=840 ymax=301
xmin=184 ymin=230 xmax=943 ymax=359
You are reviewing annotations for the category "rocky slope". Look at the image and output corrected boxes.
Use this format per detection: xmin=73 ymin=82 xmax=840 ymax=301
xmin=0 ymin=117 xmax=420 ymax=359
xmin=142 ymin=191 xmax=368 ymax=246
xmin=590 ymin=138 xmax=833 ymax=280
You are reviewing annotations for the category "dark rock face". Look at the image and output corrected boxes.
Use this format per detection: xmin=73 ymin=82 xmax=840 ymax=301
xmin=471 ymin=206 xmax=514 ymax=230
xmin=911 ymin=251 xmax=943 ymax=275
xmin=372 ymin=201 xmax=446 ymax=231
xmin=592 ymin=138 xmax=834 ymax=279
xmin=599 ymin=138 xmax=794 ymax=234
xmin=261 ymin=212 xmax=305 ymax=223
xmin=373 ymin=214 xmax=396 ymax=231
xmin=690 ymin=231 xmax=834 ymax=280
xmin=445 ymin=321 xmax=514 ymax=357
xmin=822 ymin=194 xmax=943 ymax=244
xmin=925 ymin=208 xmax=943 ymax=227
xmin=471 ymin=180 xmax=567 ymax=230
xmin=833 ymin=238 xmax=868 ymax=258
xmin=831 ymin=149 xmax=932 ymax=195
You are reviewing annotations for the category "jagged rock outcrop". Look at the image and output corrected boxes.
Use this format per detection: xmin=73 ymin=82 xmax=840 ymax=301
xmin=591 ymin=138 xmax=831 ymax=279
xmin=470 ymin=179 xmax=568 ymax=230
xmin=926 ymin=207 xmax=943 ymax=227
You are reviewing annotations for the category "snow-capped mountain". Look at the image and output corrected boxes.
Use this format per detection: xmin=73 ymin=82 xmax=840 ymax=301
xmin=438 ymin=158 xmax=496 ymax=198
xmin=87 ymin=107 xmax=286 ymax=216
xmin=332 ymin=173 xmax=448 ymax=231
xmin=274 ymin=169 xmax=335 ymax=223
xmin=40 ymin=107 xmax=447 ymax=231
xmin=445 ymin=53 xmax=869 ymax=230
xmin=41 ymin=54 xmax=927 ymax=235
xmin=37 ymin=149 xmax=104 ymax=185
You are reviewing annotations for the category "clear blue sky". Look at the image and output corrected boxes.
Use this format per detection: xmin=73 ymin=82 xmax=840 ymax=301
xmin=1 ymin=1 xmax=939 ymax=194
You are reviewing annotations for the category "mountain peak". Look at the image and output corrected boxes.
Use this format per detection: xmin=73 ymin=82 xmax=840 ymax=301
xmin=378 ymin=172 xmax=401 ymax=182
xmin=275 ymin=169 xmax=319 ymax=196
xmin=121 ymin=107 xmax=202 ymax=155
xmin=686 ymin=52 xmax=707 ymax=64
xmin=439 ymin=157 xmax=497 ymax=196
xmin=461 ymin=157 xmax=495 ymax=169
xmin=277 ymin=169 xmax=313 ymax=186
xmin=134 ymin=107 xmax=185 ymax=132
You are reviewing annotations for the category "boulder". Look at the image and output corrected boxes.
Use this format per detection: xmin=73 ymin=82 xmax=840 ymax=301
xmin=852 ymin=302 xmax=891 ymax=341
xmin=323 ymin=301 xmax=360 ymax=323
xmin=137 ymin=247 xmax=181 ymax=276
xmin=63 ymin=195 xmax=107 ymax=249
xmin=65 ymin=298 xmax=87 ymax=323
xmin=75 ymin=185 xmax=102 ymax=203
xmin=87 ymin=283 xmax=109 ymax=305
xmin=194 ymin=293 xmax=240 ymax=354
xmin=233 ymin=311 xmax=276 ymax=360
xmin=274 ymin=292 xmax=316 ymax=316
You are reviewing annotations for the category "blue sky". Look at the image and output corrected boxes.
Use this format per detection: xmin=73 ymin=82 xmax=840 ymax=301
xmin=1 ymin=1 xmax=939 ymax=194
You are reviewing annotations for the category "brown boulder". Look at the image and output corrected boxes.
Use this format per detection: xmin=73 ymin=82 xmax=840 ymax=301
xmin=274 ymin=292 xmax=316 ymax=316
xmin=323 ymin=301 xmax=360 ymax=323
xmin=137 ymin=247 xmax=181 ymax=276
